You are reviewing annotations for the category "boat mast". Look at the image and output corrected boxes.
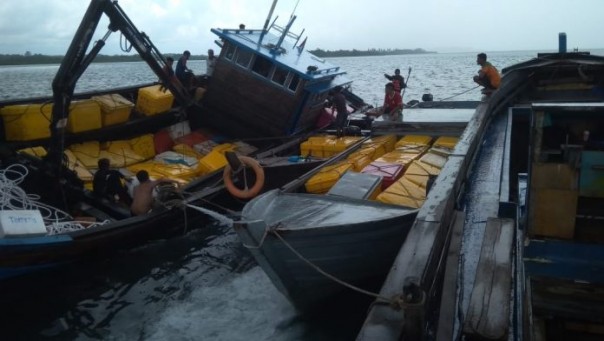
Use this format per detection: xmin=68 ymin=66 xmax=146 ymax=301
xmin=262 ymin=0 xmax=279 ymax=32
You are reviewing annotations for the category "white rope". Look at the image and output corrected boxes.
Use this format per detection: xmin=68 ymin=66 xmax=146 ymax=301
xmin=270 ymin=228 xmax=428 ymax=310
xmin=270 ymin=228 xmax=393 ymax=304
xmin=0 ymin=163 xmax=108 ymax=235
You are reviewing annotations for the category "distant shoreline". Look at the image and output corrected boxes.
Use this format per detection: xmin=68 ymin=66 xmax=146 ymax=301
xmin=309 ymin=48 xmax=436 ymax=58
xmin=0 ymin=49 xmax=436 ymax=66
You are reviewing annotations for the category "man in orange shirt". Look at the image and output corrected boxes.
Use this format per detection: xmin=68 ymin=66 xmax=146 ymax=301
xmin=473 ymin=53 xmax=501 ymax=94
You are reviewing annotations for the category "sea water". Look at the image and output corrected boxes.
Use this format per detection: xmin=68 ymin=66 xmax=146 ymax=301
xmin=0 ymin=50 xmax=600 ymax=340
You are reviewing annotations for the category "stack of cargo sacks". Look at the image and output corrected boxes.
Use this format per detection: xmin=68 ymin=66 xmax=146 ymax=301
xmin=305 ymin=160 xmax=354 ymax=194
xmin=0 ymin=103 xmax=53 ymax=141
xmin=66 ymin=100 xmax=102 ymax=133
xmin=130 ymin=134 xmax=156 ymax=160
xmin=91 ymin=94 xmax=134 ymax=127
xmin=376 ymin=136 xmax=459 ymax=208
xmin=103 ymin=140 xmax=146 ymax=167
xmin=196 ymin=143 xmax=237 ymax=175
xmin=300 ymin=135 xmax=362 ymax=159
xmin=18 ymin=147 xmax=94 ymax=189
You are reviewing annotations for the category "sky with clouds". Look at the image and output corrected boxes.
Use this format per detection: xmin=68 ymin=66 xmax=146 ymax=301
xmin=0 ymin=0 xmax=602 ymax=56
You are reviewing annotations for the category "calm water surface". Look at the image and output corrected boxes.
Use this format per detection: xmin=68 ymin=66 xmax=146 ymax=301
xmin=1 ymin=50 xmax=601 ymax=340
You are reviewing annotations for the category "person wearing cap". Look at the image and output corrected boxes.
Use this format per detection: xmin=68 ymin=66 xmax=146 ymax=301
xmin=384 ymin=68 xmax=406 ymax=93
xmin=473 ymin=53 xmax=501 ymax=94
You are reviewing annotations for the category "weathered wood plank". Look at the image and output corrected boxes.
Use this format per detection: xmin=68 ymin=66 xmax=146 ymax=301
xmin=436 ymin=210 xmax=465 ymax=340
xmin=463 ymin=218 xmax=514 ymax=340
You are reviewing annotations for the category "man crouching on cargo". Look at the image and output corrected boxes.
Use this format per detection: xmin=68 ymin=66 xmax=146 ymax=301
xmin=130 ymin=170 xmax=176 ymax=215
xmin=366 ymin=82 xmax=403 ymax=122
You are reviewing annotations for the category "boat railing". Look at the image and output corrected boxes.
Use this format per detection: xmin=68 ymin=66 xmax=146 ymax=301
xmin=307 ymin=66 xmax=340 ymax=76
xmin=270 ymin=23 xmax=302 ymax=41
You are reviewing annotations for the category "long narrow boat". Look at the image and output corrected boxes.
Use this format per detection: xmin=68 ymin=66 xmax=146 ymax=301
xmin=234 ymin=111 xmax=475 ymax=311
xmin=357 ymin=37 xmax=604 ymax=340
xmin=0 ymin=0 xmax=363 ymax=280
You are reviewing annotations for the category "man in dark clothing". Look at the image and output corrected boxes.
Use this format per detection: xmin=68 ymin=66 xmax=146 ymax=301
xmin=331 ymin=86 xmax=348 ymax=136
xmin=384 ymin=68 xmax=406 ymax=93
xmin=175 ymin=50 xmax=192 ymax=85
xmin=93 ymin=158 xmax=132 ymax=205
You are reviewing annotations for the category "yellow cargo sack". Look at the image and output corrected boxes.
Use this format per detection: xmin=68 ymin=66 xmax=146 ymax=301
xmin=130 ymin=134 xmax=156 ymax=160
xmin=395 ymin=135 xmax=432 ymax=148
xmin=18 ymin=146 xmax=47 ymax=158
xmin=69 ymin=141 xmax=101 ymax=168
xmin=136 ymin=85 xmax=174 ymax=116
xmin=376 ymin=177 xmax=426 ymax=208
xmin=433 ymin=136 xmax=459 ymax=150
xmin=67 ymin=100 xmax=102 ymax=133
xmin=91 ymin=93 xmax=134 ymax=127
xmin=304 ymin=161 xmax=353 ymax=194
xmin=0 ymin=103 xmax=52 ymax=141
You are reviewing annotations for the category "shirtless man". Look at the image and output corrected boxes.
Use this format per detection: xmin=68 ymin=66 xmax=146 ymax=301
xmin=130 ymin=170 xmax=174 ymax=216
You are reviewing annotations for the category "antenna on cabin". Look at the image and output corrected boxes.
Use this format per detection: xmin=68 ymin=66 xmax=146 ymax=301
xmin=291 ymin=0 xmax=301 ymax=18
xmin=273 ymin=15 xmax=297 ymax=53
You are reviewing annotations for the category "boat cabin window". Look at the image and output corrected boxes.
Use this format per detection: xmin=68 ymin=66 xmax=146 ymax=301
xmin=236 ymin=49 xmax=253 ymax=68
xmin=288 ymin=74 xmax=301 ymax=92
xmin=272 ymin=66 xmax=288 ymax=86
xmin=251 ymin=55 xmax=272 ymax=78
xmin=224 ymin=44 xmax=236 ymax=60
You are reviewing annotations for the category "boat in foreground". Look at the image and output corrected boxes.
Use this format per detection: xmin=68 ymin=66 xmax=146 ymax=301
xmin=234 ymin=114 xmax=474 ymax=312
xmin=0 ymin=0 xmax=361 ymax=280
xmin=358 ymin=36 xmax=604 ymax=340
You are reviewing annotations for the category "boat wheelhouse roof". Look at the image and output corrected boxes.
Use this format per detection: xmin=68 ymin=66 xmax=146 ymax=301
xmin=503 ymin=51 xmax=604 ymax=74
xmin=212 ymin=27 xmax=351 ymax=88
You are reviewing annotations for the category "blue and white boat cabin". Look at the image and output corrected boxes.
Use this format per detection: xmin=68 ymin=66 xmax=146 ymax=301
xmin=197 ymin=17 xmax=352 ymax=139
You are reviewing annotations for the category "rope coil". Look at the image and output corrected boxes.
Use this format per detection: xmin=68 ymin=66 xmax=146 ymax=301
xmin=0 ymin=163 xmax=109 ymax=235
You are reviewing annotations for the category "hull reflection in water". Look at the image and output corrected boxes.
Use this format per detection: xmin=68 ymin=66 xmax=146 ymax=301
xmin=0 ymin=223 xmax=371 ymax=340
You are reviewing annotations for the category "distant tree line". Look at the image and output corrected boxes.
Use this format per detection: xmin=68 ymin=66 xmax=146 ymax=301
xmin=0 ymin=53 xmax=207 ymax=66
xmin=309 ymin=48 xmax=435 ymax=58
xmin=0 ymin=48 xmax=434 ymax=65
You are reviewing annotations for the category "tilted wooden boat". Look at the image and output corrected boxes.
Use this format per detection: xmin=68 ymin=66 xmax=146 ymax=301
xmin=0 ymin=0 xmax=362 ymax=280
xmin=358 ymin=38 xmax=604 ymax=340
xmin=234 ymin=115 xmax=475 ymax=312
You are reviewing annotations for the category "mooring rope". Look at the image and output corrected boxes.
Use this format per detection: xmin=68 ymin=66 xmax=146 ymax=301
xmin=268 ymin=229 xmax=425 ymax=310
xmin=437 ymin=85 xmax=480 ymax=101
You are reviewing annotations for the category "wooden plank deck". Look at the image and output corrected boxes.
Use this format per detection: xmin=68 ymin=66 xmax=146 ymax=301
xmin=463 ymin=218 xmax=514 ymax=340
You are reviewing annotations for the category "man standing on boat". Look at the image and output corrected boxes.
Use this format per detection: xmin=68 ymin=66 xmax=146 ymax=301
xmin=473 ymin=53 xmax=500 ymax=94
xmin=175 ymin=50 xmax=192 ymax=85
xmin=384 ymin=68 xmax=406 ymax=93
xmin=331 ymin=86 xmax=348 ymax=136
xmin=206 ymin=49 xmax=216 ymax=77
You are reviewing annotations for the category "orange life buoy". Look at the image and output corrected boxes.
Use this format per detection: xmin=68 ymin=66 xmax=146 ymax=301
xmin=223 ymin=156 xmax=265 ymax=199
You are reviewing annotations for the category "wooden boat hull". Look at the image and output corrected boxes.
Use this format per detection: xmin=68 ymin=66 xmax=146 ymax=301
xmin=358 ymin=51 xmax=604 ymax=340
xmin=235 ymin=190 xmax=418 ymax=311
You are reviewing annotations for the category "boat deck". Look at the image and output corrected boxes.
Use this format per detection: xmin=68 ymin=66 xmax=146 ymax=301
xmin=455 ymin=110 xmax=515 ymax=339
